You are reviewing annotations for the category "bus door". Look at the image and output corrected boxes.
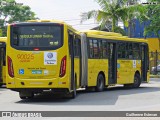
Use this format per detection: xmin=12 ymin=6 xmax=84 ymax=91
xmin=74 ymin=35 xmax=82 ymax=87
xmin=141 ymin=44 xmax=149 ymax=82
xmin=68 ymin=32 xmax=75 ymax=90
xmin=108 ymin=42 xmax=117 ymax=84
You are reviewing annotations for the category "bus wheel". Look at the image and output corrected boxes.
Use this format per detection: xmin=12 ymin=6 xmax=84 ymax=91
xmin=123 ymin=84 xmax=132 ymax=88
xmin=86 ymin=87 xmax=95 ymax=92
xmin=124 ymin=74 xmax=141 ymax=88
xmin=19 ymin=92 xmax=34 ymax=100
xmin=20 ymin=96 xmax=27 ymax=99
xmin=133 ymin=73 xmax=141 ymax=88
xmin=96 ymin=74 xmax=104 ymax=92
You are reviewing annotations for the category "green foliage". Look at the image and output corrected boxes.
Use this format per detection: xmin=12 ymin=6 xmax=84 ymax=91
xmin=81 ymin=0 xmax=126 ymax=32
xmin=137 ymin=0 xmax=160 ymax=48
xmin=80 ymin=0 xmax=142 ymax=35
xmin=142 ymin=0 xmax=160 ymax=39
xmin=114 ymin=26 xmax=126 ymax=35
xmin=0 ymin=0 xmax=37 ymax=36
xmin=0 ymin=29 xmax=2 ymax=37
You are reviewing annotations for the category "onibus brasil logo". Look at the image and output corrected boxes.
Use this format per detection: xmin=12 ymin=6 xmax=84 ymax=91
xmin=1 ymin=112 xmax=42 ymax=118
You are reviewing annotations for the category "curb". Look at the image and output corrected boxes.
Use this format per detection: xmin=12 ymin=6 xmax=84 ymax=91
xmin=150 ymin=75 xmax=160 ymax=78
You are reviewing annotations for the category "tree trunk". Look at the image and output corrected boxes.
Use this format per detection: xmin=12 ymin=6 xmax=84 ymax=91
xmin=112 ymin=18 xmax=116 ymax=32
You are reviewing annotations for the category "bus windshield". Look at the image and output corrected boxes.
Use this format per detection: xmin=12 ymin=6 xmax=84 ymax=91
xmin=11 ymin=24 xmax=63 ymax=50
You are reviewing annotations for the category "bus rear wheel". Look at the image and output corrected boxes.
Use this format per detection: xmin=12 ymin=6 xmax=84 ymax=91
xmin=124 ymin=73 xmax=141 ymax=88
xmin=19 ymin=91 xmax=34 ymax=100
xmin=96 ymin=74 xmax=105 ymax=92
xmin=132 ymin=73 xmax=141 ymax=88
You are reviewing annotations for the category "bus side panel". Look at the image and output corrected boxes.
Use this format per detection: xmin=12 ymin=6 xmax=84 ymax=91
xmin=117 ymin=60 xmax=132 ymax=84
xmin=117 ymin=60 xmax=142 ymax=84
xmin=88 ymin=59 xmax=108 ymax=87
xmin=88 ymin=59 xmax=96 ymax=86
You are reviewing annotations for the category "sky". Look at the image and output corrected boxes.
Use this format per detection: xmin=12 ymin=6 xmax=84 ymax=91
xmin=15 ymin=0 xmax=147 ymax=30
xmin=15 ymin=0 xmax=100 ymax=30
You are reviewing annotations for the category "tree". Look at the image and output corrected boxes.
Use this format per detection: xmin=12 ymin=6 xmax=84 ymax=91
xmin=80 ymin=0 xmax=144 ymax=36
xmin=124 ymin=0 xmax=143 ymax=37
xmin=142 ymin=0 xmax=160 ymax=48
xmin=0 ymin=0 xmax=37 ymax=36
xmin=81 ymin=0 xmax=127 ymax=32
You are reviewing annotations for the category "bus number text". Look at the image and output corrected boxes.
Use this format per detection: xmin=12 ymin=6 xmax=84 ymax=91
xmin=17 ymin=54 xmax=34 ymax=62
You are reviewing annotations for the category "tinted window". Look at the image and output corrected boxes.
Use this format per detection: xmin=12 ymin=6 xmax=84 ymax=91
xmin=11 ymin=24 xmax=63 ymax=50
xmin=118 ymin=42 xmax=140 ymax=60
xmin=89 ymin=39 xmax=94 ymax=58
xmin=88 ymin=38 xmax=108 ymax=59
xmin=118 ymin=42 xmax=126 ymax=59
xmin=133 ymin=43 xmax=140 ymax=59
xmin=93 ymin=40 xmax=99 ymax=58
xmin=98 ymin=40 xmax=103 ymax=58
xmin=102 ymin=40 xmax=108 ymax=58
xmin=127 ymin=43 xmax=133 ymax=59
xmin=74 ymin=37 xmax=81 ymax=57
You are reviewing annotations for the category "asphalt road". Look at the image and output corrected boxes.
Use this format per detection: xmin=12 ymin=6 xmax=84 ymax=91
xmin=0 ymin=78 xmax=160 ymax=111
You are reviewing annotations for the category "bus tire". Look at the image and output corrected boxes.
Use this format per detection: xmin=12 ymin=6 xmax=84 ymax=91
xmin=86 ymin=87 xmax=95 ymax=92
xmin=19 ymin=92 xmax=34 ymax=100
xmin=0 ymin=83 xmax=3 ymax=87
xmin=96 ymin=74 xmax=104 ymax=92
xmin=124 ymin=73 xmax=141 ymax=88
xmin=123 ymin=84 xmax=132 ymax=88
xmin=133 ymin=73 xmax=141 ymax=88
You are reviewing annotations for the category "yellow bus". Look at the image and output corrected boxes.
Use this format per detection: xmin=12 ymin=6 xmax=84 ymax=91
xmin=6 ymin=20 xmax=81 ymax=99
xmin=0 ymin=37 xmax=7 ymax=87
xmin=80 ymin=30 xmax=149 ymax=91
xmin=6 ymin=20 xmax=149 ymax=99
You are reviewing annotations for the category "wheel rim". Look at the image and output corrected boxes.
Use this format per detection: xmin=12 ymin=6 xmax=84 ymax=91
xmin=98 ymin=78 xmax=103 ymax=88
xmin=134 ymin=77 xmax=138 ymax=85
xmin=134 ymin=75 xmax=140 ymax=87
xmin=134 ymin=77 xmax=138 ymax=84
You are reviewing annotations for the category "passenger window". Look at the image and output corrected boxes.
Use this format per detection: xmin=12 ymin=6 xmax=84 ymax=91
xmin=93 ymin=40 xmax=99 ymax=58
xmin=89 ymin=39 xmax=94 ymax=58
xmin=118 ymin=42 xmax=126 ymax=59
xmin=133 ymin=43 xmax=140 ymax=59
xmin=102 ymin=40 xmax=108 ymax=58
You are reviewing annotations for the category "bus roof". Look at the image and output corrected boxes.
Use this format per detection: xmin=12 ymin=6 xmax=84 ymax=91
xmin=27 ymin=19 xmax=66 ymax=24
xmin=81 ymin=30 xmax=122 ymax=36
xmin=82 ymin=30 xmax=148 ymax=43
xmin=126 ymin=37 xmax=148 ymax=43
